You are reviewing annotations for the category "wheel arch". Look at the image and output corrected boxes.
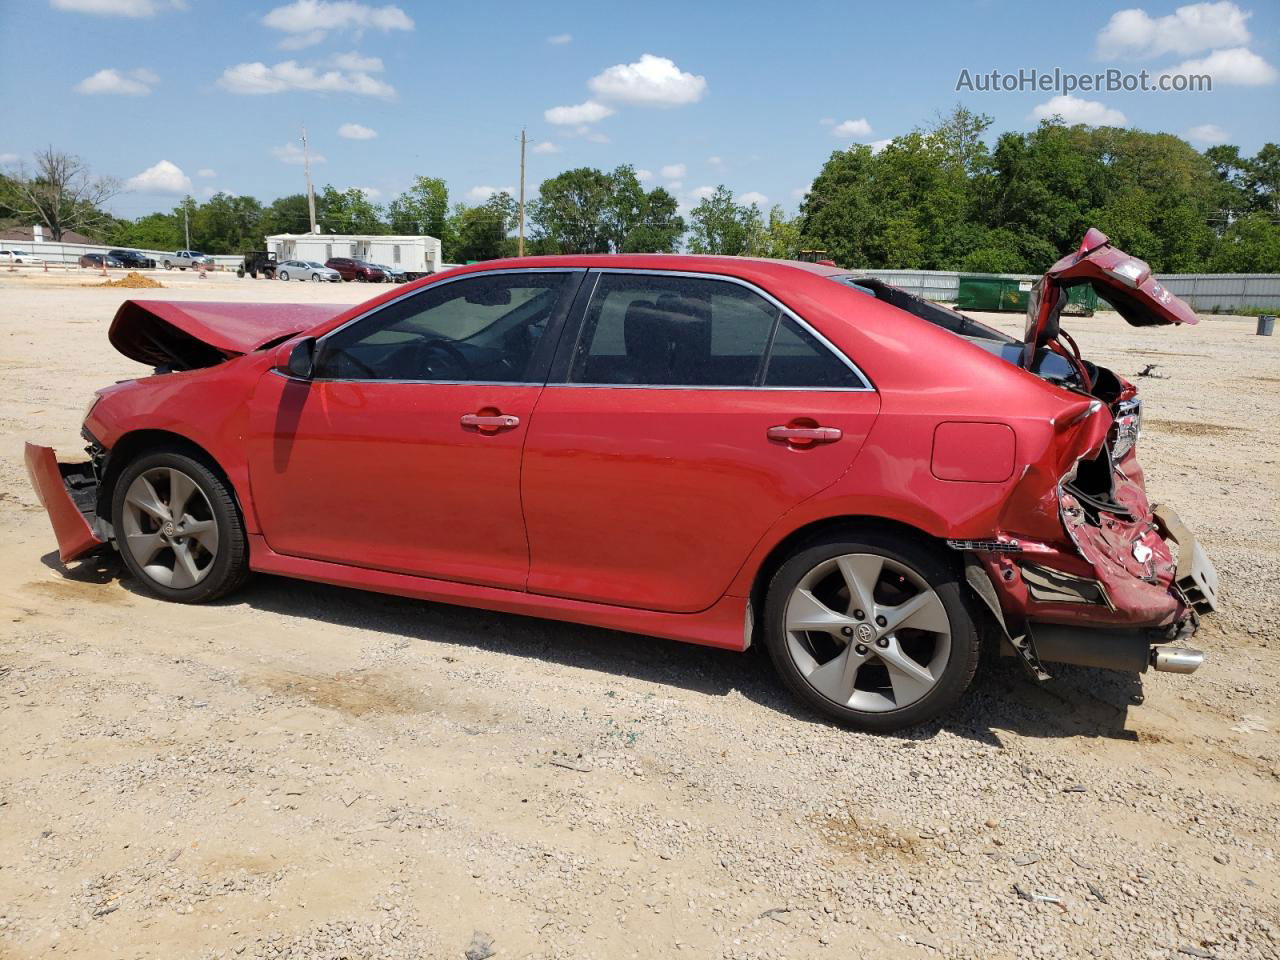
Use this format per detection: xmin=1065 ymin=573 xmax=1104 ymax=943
xmin=99 ymin=429 xmax=246 ymax=528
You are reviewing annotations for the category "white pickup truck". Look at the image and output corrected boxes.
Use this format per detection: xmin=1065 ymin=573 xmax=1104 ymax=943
xmin=162 ymin=250 xmax=213 ymax=270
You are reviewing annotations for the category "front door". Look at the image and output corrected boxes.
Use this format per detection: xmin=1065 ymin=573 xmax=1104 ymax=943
xmin=521 ymin=270 xmax=881 ymax=613
xmin=247 ymin=269 xmax=580 ymax=590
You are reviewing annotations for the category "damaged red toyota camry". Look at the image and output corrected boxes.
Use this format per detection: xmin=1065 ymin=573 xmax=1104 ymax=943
xmin=26 ymin=228 xmax=1218 ymax=731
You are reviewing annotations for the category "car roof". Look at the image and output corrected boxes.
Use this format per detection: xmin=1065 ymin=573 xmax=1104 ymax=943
xmin=437 ymin=253 xmax=848 ymax=282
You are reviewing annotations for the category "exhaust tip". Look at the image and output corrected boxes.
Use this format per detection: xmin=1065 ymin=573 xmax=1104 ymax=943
xmin=1151 ymin=647 xmax=1204 ymax=674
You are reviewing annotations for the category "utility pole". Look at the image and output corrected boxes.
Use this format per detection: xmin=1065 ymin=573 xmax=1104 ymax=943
xmin=518 ymin=127 xmax=527 ymax=257
xmin=183 ymin=200 xmax=190 ymax=250
xmin=302 ymin=125 xmax=318 ymax=234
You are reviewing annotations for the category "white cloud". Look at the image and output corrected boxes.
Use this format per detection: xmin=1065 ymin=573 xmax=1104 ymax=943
xmin=1029 ymin=95 xmax=1128 ymax=126
xmin=272 ymin=142 xmax=326 ymax=165
xmin=466 ymin=185 xmax=514 ymax=203
xmin=73 ymin=67 xmax=158 ymax=95
xmin=544 ymin=100 xmax=614 ymax=125
xmin=197 ymin=168 xmax=216 ymax=177
xmin=339 ymin=122 xmax=378 ymax=140
xmin=51 ymin=0 xmax=181 ymax=16
xmin=1161 ymin=46 xmax=1278 ymax=86
xmin=0 ymin=153 xmax=20 ymax=166
xmin=635 ymin=168 xmax=654 ymax=182
xmin=867 ymin=138 xmax=892 ymax=154
xmin=791 ymin=183 xmax=812 ymax=200
xmin=740 ymin=191 xmax=768 ymax=207
xmin=666 ymin=181 xmax=683 ymax=191
xmin=547 ymin=33 xmax=572 ymax=45
xmin=332 ymin=51 xmax=384 ymax=72
xmin=1097 ymin=2 xmax=1252 ymax=58
xmin=125 ymin=160 xmax=192 ymax=193
xmin=832 ymin=117 xmax=872 ymax=137
xmin=1186 ymin=123 xmax=1229 ymax=144
xmin=352 ymin=186 xmax=381 ymax=199
xmin=200 ymin=186 xmax=216 ymax=198
xmin=707 ymin=155 xmax=723 ymax=167
xmin=218 ymin=60 xmax=395 ymax=98
xmin=262 ymin=0 xmax=413 ymax=48
xmin=689 ymin=185 xmax=716 ymax=202
xmin=588 ymin=54 xmax=706 ymax=106
xmin=660 ymin=163 xmax=686 ymax=179
xmin=581 ymin=128 xmax=610 ymax=144
xmin=532 ymin=141 xmax=559 ymax=154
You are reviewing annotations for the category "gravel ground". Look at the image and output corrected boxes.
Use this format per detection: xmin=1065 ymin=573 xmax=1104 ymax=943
xmin=1 ymin=272 xmax=1277 ymax=960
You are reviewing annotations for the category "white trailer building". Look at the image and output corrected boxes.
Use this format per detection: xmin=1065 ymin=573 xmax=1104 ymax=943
xmin=265 ymin=232 xmax=442 ymax=279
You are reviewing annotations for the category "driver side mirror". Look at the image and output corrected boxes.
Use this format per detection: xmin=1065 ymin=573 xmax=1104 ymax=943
xmin=279 ymin=337 xmax=317 ymax=379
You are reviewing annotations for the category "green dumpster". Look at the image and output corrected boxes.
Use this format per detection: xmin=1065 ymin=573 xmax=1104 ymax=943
xmin=955 ymin=275 xmax=1096 ymax=316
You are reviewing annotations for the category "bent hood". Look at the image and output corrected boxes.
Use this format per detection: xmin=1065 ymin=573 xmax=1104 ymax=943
xmin=1024 ymin=228 xmax=1198 ymax=364
xmin=108 ymin=300 xmax=348 ymax=370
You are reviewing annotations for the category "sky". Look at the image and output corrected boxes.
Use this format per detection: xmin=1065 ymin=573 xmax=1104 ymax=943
xmin=0 ymin=0 xmax=1277 ymax=223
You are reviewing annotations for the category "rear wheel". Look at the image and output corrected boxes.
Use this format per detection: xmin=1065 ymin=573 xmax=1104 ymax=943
xmin=763 ymin=531 xmax=980 ymax=731
xmin=112 ymin=450 xmax=249 ymax=603
xmin=279 ymin=270 xmax=290 ymax=281
xmin=164 ymin=262 xmax=173 ymax=270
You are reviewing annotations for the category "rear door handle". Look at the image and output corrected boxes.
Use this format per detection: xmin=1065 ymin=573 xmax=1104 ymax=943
xmin=767 ymin=425 xmax=842 ymax=445
xmin=461 ymin=413 xmax=520 ymax=431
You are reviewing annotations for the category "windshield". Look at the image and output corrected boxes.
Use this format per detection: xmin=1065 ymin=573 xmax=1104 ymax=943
xmin=306 ymin=261 xmax=326 ymax=268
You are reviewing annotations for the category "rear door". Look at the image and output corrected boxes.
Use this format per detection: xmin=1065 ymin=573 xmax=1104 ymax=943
xmin=520 ymin=269 xmax=881 ymax=613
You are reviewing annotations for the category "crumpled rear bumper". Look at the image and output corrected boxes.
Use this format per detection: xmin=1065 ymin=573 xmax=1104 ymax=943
xmin=24 ymin=442 xmax=106 ymax=563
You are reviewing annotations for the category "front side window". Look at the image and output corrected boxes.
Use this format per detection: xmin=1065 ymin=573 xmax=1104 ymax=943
xmin=570 ymin=273 xmax=778 ymax=386
xmin=315 ymin=272 xmax=571 ymax=383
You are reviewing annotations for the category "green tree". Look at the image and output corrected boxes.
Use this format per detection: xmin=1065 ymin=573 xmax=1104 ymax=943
xmin=529 ymin=167 xmax=614 ymax=253
xmin=1208 ymin=212 xmax=1280 ymax=272
xmin=688 ymin=185 xmax=759 ymax=256
xmin=190 ymin=192 xmax=263 ymax=253
xmin=387 ymin=175 xmax=453 ymax=249
xmin=451 ymin=191 xmax=517 ymax=261
xmin=260 ymin=193 xmax=313 ymax=237
xmin=108 ymin=211 xmax=182 ymax=250
xmin=622 ymin=186 xmax=685 ymax=253
xmin=317 ymin=185 xmax=386 ymax=234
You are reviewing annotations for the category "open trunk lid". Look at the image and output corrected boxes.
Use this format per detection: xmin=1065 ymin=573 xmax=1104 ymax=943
xmin=108 ymin=300 xmax=348 ymax=370
xmin=1023 ymin=228 xmax=1198 ymax=368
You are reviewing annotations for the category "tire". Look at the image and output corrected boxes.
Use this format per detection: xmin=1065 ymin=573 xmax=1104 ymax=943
xmin=762 ymin=530 xmax=981 ymax=732
xmin=279 ymin=270 xmax=290 ymax=281
xmin=111 ymin=449 xmax=249 ymax=604
xmin=310 ymin=273 xmax=321 ymax=282
xmin=164 ymin=262 xmax=173 ymax=270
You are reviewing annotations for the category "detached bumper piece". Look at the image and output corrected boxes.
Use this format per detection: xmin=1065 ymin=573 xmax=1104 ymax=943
xmin=24 ymin=443 xmax=106 ymax=563
xmin=1153 ymin=504 xmax=1219 ymax=615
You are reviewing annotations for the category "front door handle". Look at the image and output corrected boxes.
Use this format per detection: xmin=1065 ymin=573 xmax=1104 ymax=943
xmin=767 ymin=424 xmax=842 ymax=445
xmin=461 ymin=412 xmax=520 ymax=432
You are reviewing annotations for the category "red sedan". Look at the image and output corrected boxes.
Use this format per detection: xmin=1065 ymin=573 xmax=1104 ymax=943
xmin=25 ymin=231 xmax=1217 ymax=730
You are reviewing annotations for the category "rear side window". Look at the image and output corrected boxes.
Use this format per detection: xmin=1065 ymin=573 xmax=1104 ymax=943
xmin=764 ymin=315 xmax=866 ymax=389
xmin=569 ymin=272 xmax=867 ymax=389
xmin=570 ymin=273 xmax=777 ymax=387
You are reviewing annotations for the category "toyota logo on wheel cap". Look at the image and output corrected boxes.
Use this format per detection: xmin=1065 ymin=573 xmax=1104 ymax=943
xmin=855 ymin=622 xmax=875 ymax=644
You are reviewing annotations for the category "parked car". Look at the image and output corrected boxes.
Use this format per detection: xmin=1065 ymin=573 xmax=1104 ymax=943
xmin=325 ymin=257 xmax=385 ymax=282
xmin=163 ymin=250 xmax=212 ymax=271
xmin=374 ymin=263 xmax=408 ymax=283
xmin=277 ymin=260 xmax=341 ymax=282
xmin=0 ymin=248 xmax=45 ymax=264
xmin=24 ymin=230 xmax=1218 ymax=731
xmin=78 ymin=253 xmax=123 ymax=269
xmin=108 ymin=249 xmax=156 ymax=269
xmin=237 ymin=251 xmax=277 ymax=280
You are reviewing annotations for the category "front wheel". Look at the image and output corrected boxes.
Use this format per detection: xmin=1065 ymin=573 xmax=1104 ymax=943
xmin=763 ymin=531 xmax=981 ymax=731
xmin=111 ymin=450 xmax=249 ymax=603
xmin=310 ymin=273 xmax=321 ymax=282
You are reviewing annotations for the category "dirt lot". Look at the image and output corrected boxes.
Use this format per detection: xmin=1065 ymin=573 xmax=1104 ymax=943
xmin=1 ymin=271 xmax=1277 ymax=960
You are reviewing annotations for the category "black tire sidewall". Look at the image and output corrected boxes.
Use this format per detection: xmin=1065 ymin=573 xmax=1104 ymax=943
xmin=111 ymin=450 xmax=247 ymax=603
xmin=763 ymin=532 xmax=980 ymax=731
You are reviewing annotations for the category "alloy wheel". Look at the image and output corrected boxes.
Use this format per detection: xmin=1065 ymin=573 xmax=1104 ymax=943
xmin=121 ymin=467 xmax=219 ymax=589
xmin=784 ymin=553 xmax=951 ymax=712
